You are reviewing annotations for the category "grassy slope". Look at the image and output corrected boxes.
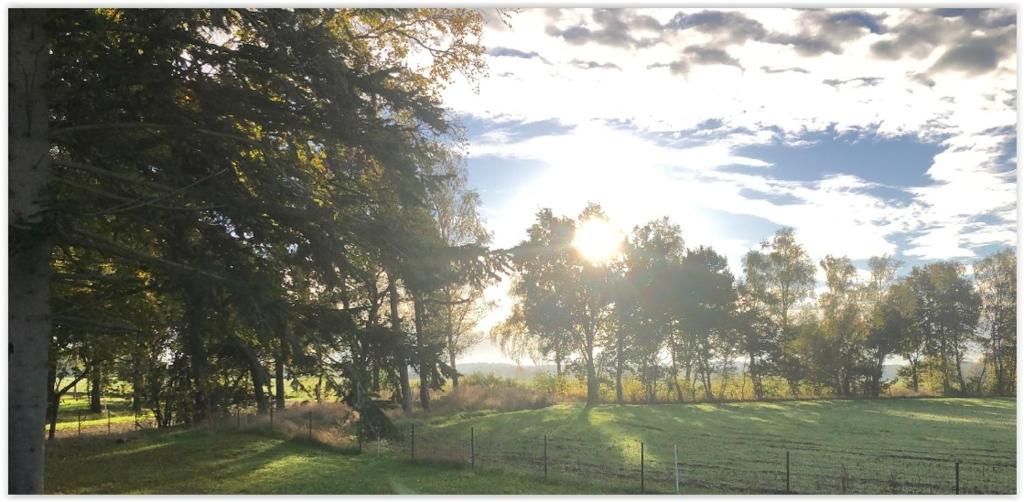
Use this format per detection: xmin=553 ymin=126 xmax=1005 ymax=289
xmin=45 ymin=397 xmax=1015 ymax=494
xmin=401 ymin=397 xmax=1016 ymax=494
xmin=44 ymin=428 xmax=607 ymax=494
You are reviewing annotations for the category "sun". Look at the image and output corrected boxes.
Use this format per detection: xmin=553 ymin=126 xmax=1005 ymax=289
xmin=573 ymin=218 xmax=623 ymax=264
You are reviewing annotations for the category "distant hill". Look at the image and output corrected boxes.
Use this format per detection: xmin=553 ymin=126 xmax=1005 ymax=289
xmin=457 ymin=363 xmax=555 ymax=381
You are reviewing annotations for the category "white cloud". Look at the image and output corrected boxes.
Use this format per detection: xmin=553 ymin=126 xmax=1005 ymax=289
xmin=446 ymin=7 xmax=1015 ymax=269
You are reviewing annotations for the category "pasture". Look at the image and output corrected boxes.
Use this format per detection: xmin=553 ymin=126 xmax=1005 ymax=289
xmin=45 ymin=397 xmax=1015 ymax=494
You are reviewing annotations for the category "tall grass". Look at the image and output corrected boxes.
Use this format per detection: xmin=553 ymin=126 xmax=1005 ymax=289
xmin=240 ymin=403 xmax=361 ymax=450
xmin=429 ymin=376 xmax=552 ymax=414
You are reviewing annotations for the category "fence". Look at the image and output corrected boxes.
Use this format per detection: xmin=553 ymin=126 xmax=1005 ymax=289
xmin=373 ymin=424 xmax=1014 ymax=495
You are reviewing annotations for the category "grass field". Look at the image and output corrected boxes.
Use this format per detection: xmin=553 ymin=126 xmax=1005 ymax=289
xmin=45 ymin=397 xmax=1015 ymax=494
xmin=399 ymin=397 xmax=1016 ymax=494
xmin=44 ymin=428 xmax=606 ymax=494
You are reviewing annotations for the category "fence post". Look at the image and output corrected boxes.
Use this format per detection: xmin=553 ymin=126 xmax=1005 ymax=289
xmin=358 ymin=423 xmax=363 ymax=454
xmin=543 ymin=435 xmax=548 ymax=481
xmin=308 ymin=411 xmax=312 ymax=441
xmin=470 ymin=426 xmax=475 ymax=468
xmin=955 ymin=460 xmax=960 ymax=495
xmin=411 ymin=424 xmax=415 ymax=461
xmin=786 ymin=451 xmax=791 ymax=494
xmin=78 ymin=412 xmax=82 ymax=436
xmin=640 ymin=441 xmax=645 ymax=494
xmin=107 ymin=408 xmax=111 ymax=434
xmin=674 ymin=444 xmax=679 ymax=494
xmin=237 ymin=409 xmax=241 ymax=429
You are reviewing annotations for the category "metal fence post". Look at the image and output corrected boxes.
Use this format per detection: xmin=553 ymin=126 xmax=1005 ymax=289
xmin=786 ymin=451 xmax=791 ymax=494
xmin=470 ymin=426 xmax=475 ymax=468
xmin=640 ymin=441 xmax=645 ymax=494
xmin=955 ymin=460 xmax=960 ymax=495
xmin=78 ymin=412 xmax=82 ymax=436
xmin=674 ymin=444 xmax=679 ymax=494
xmin=543 ymin=434 xmax=548 ymax=481
xmin=411 ymin=424 xmax=415 ymax=461
xmin=107 ymin=408 xmax=111 ymax=434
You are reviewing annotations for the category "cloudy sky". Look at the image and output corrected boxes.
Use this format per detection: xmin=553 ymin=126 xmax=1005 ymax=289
xmin=440 ymin=8 xmax=1018 ymax=364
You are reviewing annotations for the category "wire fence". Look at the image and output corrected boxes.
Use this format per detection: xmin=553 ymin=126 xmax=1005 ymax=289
xmin=49 ymin=406 xmax=1016 ymax=494
xmin=376 ymin=424 xmax=1014 ymax=495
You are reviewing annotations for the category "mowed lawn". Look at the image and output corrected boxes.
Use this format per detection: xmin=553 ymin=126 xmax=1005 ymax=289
xmin=45 ymin=397 xmax=1015 ymax=494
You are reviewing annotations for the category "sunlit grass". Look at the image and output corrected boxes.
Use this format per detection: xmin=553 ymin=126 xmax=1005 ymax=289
xmin=45 ymin=397 xmax=1015 ymax=494
xmin=45 ymin=429 xmax=606 ymax=494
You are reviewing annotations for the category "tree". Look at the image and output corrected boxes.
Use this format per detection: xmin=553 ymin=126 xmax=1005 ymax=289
xmin=621 ymin=218 xmax=685 ymax=402
xmin=863 ymin=255 xmax=904 ymax=396
xmin=736 ymin=251 xmax=777 ymax=400
xmin=500 ymin=204 xmax=617 ymax=407
xmin=974 ymin=249 xmax=1016 ymax=395
xmin=10 ymin=8 xmax=489 ymax=492
xmin=816 ymin=255 xmax=866 ymax=396
xmin=10 ymin=10 xmax=54 ymax=494
xmin=678 ymin=246 xmax=738 ymax=400
xmin=422 ymin=155 xmax=493 ymax=389
xmin=743 ymin=228 xmax=816 ymax=397
xmin=907 ymin=262 xmax=981 ymax=394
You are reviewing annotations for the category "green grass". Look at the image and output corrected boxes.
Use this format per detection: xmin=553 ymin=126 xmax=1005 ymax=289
xmin=44 ymin=397 xmax=1015 ymax=494
xmin=399 ymin=397 xmax=1016 ymax=494
xmin=44 ymin=428 xmax=608 ymax=494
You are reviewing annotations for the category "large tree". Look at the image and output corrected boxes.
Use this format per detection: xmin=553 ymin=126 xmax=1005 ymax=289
xmin=10 ymin=8 xmax=488 ymax=492
xmin=742 ymin=228 xmax=816 ymax=398
xmin=907 ymin=262 xmax=981 ymax=394
xmin=974 ymin=249 xmax=1015 ymax=395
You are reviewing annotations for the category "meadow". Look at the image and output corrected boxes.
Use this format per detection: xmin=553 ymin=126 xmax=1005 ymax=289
xmin=45 ymin=396 xmax=1015 ymax=494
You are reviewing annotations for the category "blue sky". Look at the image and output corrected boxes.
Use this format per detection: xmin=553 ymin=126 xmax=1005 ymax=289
xmin=436 ymin=8 xmax=1018 ymax=363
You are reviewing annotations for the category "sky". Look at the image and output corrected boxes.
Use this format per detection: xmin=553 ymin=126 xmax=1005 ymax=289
xmin=438 ymin=7 xmax=1018 ymax=364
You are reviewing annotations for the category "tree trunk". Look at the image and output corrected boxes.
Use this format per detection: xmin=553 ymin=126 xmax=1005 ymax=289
xmin=184 ymin=288 xmax=211 ymax=423
xmin=240 ymin=344 xmax=269 ymax=414
xmin=909 ymin=358 xmax=920 ymax=392
xmin=584 ymin=333 xmax=598 ymax=407
xmin=449 ymin=337 xmax=459 ymax=389
xmin=614 ymin=329 xmax=624 ymax=404
xmin=413 ymin=297 xmax=430 ymax=411
xmin=388 ymin=275 xmax=412 ymax=414
xmin=955 ymin=353 xmax=967 ymax=395
xmin=89 ymin=366 xmax=103 ymax=413
xmin=9 ymin=10 xmax=52 ymax=493
xmin=46 ymin=362 xmax=57 ymax=441
xmin=274 ymin=357 xmax=286 ymax=410
xmin=749 ymin=354 xmax=764 ymax=400
xmin=670 ymin=341 xmax=683 ymax=402
xmin=131 ymin=353 xmax=143 ymax=413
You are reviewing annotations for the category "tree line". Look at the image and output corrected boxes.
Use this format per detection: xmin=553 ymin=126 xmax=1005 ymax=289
xmin=10 ymin=8 xmax=503 ymax=493
xmin=494 ymin=204 xmax=1016 ymax=406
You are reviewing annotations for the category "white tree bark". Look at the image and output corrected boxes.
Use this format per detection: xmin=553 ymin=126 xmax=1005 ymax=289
xmin=9 ymin=9 xmax=52 ymax=494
